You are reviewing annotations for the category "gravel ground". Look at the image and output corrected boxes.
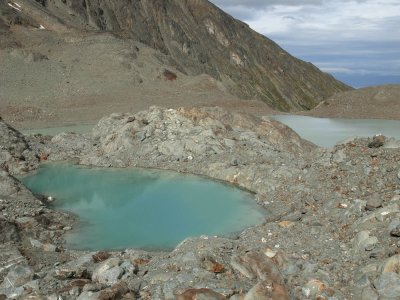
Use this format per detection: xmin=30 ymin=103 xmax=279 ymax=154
xmin=301 ymin=84 xmax=400 ymax=120
xmin=1 ymin=107 xmax=400 ymax=299
xmin=0 ymin=25 xmax=274 ymax=131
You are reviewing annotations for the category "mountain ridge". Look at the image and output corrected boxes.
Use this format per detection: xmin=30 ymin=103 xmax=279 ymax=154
xmin=1 ymin=0 xmax=351 ymax=112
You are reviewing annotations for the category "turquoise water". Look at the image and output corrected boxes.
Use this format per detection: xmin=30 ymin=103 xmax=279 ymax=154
xmin=21 ymin=164 xmax=266 ymax=251
xmin=272 ymin=115 xmax=400 ymax=147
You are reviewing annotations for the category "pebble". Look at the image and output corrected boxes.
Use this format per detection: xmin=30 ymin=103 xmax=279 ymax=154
xmin=360 ymin=286 xmax=379 ymax=300
xmin=381 ymin=254 xmax=400 ymax=273
xmin=30 ymin=238 xmax=58 ymax=252
xmin=368 ymin=135 xmax=385 ymax=148
xmin=264 ymin=248 xmax=277 ymax=258
xmin=0 ymin=265 xmax=34 ymax=289
xmin=366 ymin=196 xmax=383 ymax=210
xmin=54 ymin=255 xmax=93 ymax=279
xmin=282 ymin=264 xmax=300 ymax=276
xmin=375 ymin=273 xmax=400 ymax=298
xmin=77 ymin=291 xmax=100 ymax=300
xmin=302 ymin=279 xmax=326 ymax=298
xmin=15 ymin=217 xmax=38 ymax=228
xmin=92 ymin=258 xmax=124 ymax=285
xmin=390 ymin=225 xmax=400 ymax=237
xmin=353 ymin=231 xmax=378 ymax=252
xmin=231 ymin=251 xmax=281 ymax=281
xmin=332 ymin=149 xmax=346 ymax=163
xmin=178 ymin=288 xmax=226 ymax=300
xmin=278 ymin=221 xmax=295 ymax=228
xmin=244 ymin=280 xmax=290 ymax=300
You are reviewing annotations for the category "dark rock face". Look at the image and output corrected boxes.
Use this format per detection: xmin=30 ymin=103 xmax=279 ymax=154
xmin=0 ymin=119 xmax=39 ymax=173
xmin=28 ymin=0 xmax=350 ymax=110
xmin=368 ymin=134 xmax=386 ymax=148
xmin=0 ymin=219 xmax=19 ymax=243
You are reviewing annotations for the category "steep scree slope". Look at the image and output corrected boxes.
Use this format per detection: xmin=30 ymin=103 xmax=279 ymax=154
xmin=5 ymin=0 xmax=351 ymax=111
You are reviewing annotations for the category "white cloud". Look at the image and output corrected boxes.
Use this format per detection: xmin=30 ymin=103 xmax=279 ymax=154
xmin=212 ymin=0 xmax=322 ymax=8
xmin=242 ymin=0 xmax=400 ymax=43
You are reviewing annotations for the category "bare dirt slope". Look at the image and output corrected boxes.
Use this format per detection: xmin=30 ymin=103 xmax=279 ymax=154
xmin=0 ymin=0 xmax=350 ymax=123
xmin=303 ymin=85 xmax=400 ymax=120
xmin=0 ymin=26 xmax=273 ymax=130
xmin=34 ymin=0 xmax=350 ymax=111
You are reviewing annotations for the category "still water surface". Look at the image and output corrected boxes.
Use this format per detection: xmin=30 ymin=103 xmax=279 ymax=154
xmin=21 ymin=164 xmax=266 ymax=251
xmin=272 ymin=115 xmax=400 ymax=147
xmin=22 ymin=124 xmax=94 ymax=136
xmin=22 ymin=116 xmax=400 ymax=148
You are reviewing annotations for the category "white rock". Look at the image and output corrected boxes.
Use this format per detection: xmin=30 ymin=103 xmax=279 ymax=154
xmin=264 ymin=248 xmax=277 ymax=258
xmin=353 ymin=231 xmax=378 ymax=251
xmin=92 ymin=258 xmax=123 ymax=285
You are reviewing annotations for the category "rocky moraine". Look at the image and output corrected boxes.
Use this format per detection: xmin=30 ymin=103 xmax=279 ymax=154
xmin=1 ymin=107 xmax=400 ymax=299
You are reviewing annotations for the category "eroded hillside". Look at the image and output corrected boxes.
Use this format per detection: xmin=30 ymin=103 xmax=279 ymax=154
xmin=0 ymin=0 xmax=350 ymax=125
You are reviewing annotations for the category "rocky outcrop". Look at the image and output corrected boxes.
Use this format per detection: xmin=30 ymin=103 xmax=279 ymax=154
xmin=48 ymin=106 xmax=315 ymax=196
xmin=1 ymin=107 xmax=400 ymax=299
xmin=0 ymin=118 xmax=38 ymax=173
xmin=3 ymin=0 xmax=350 ymax=111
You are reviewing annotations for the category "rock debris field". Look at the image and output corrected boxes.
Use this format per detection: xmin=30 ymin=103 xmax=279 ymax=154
xmin=1 ymin=106 xmax=400 ymax=299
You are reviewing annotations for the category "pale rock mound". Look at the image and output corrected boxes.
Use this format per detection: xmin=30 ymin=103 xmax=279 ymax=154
xmin=49 ymin=106 xmax=316 ymax=195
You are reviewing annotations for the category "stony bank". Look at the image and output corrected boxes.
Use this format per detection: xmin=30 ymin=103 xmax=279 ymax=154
xmin=1 ymin=107 xmax=400 ymax=299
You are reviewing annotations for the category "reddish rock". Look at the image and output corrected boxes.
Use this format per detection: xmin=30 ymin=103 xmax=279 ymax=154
xmin=92 ymin=252 xmax=111 ymax=263
xmin=39 ymin=153 xmax=48 ymax=161
xmin=231 ymin=251 xmax=281 ymax=282
xmin=97 ymin=282 xmax=129 ymax=300
xmin=202 ymin=256 xmax=225 ymax=273
xmin=163 ymin=69 xmax=177 ymax=81
xmin=177 ymin=288 xmax=227 ymax=300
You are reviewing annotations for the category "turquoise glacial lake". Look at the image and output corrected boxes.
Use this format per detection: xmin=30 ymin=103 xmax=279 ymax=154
xmin=21 ymin=164 xmax=266 ymax=251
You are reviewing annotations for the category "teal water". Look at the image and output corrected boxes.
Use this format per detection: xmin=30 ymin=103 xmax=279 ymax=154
xmin=272 ymin=115 xmax=400 ymax=147
xmin=21 ymin=164 xmax=266 ymax=251
xmin=21 ymin=117 xmax=400 ymax=146
xmin=22 ymin=124 xmax=93 ymax=136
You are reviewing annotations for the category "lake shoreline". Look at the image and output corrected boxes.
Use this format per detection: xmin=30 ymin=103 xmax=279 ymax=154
xmin=19 ymin=114 xmax=400 ymax=149
xmin=6 ymin=84 xmax=400 ymax=133
xmin=1 ymin=106 xmax=400 ymax=299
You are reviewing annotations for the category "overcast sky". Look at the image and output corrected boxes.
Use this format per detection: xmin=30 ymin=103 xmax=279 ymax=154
xmin=210 ymin=0 xmax=400 ymax=88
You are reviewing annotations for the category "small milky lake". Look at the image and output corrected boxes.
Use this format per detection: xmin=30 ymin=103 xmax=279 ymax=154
xmin=23 ymin=115 xmax=400 ymax=148
xmin=21 ymin=164 xmax=266 ymax=251
xmin=272 ymin=115 xmax=400 ymax=147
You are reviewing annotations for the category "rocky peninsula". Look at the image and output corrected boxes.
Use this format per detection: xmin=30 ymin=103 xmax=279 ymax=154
xmin=1 ymin=106 xmax=400 ymax=299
